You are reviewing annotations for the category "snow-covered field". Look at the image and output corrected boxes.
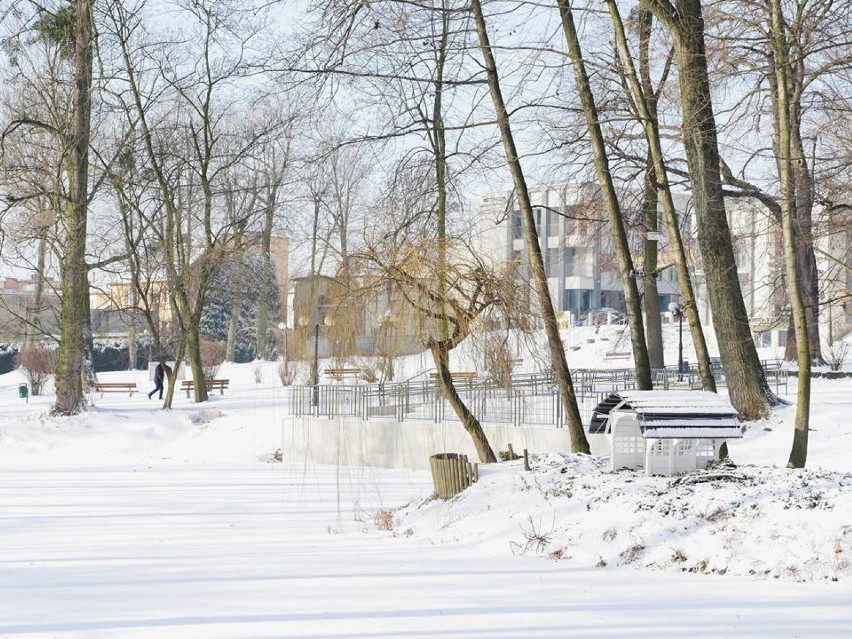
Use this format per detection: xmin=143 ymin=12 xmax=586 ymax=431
xmin=1 ymin=331 xmax=852 ymax=638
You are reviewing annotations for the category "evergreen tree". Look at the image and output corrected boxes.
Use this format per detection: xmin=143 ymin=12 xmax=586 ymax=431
xmin=200 ymin=254 xmax=280 ymax=362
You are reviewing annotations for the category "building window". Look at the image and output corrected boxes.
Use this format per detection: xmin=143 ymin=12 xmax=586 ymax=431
xmin=563 ymin=248 xmax=577 ymax=277
xmin=563 ymin=288 xmax=592 ymax=314
xmin=546 ymin=247 xmax=560 ymax=278
xmin=547 ymin=212 xmax=561 ymax=238
xmin=601 ymin=290 xmax=625 ymax=311
xmin=511 ymin=211 xmax=523 ymax=239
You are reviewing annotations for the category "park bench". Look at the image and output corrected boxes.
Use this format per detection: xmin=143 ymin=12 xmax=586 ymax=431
xmin=93 ymin=382 xmax=137 ymax=397
xmin=181 ymin=379 xmax=229 ymax=398
xmin=324 ymin=368 xmax=361 ymax=381
xmin=429 ymin=371 xmax=478 ymax=381
xmin=604 ymin=351 xmax=631 ymax=360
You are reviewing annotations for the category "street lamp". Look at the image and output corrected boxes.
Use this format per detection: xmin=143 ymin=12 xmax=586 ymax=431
xmin=668 ymin=302 xmax=684 ymax=375
xmin=312 ymin=322 xmax=320 ymax=407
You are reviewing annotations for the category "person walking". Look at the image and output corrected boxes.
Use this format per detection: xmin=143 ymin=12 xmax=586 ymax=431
xmin=148 ymin=362 xmax=165 ymax=400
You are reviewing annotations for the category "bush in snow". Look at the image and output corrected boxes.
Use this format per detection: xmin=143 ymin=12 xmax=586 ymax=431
xmin=824 ymin=340 xmax=849 ymax=372
xmin=200 ymin=339 xmax=226 ymax=379
xmin=278 ymin=361 xmax=295 ymax=386
xmin=15 ymin=346 xmax=57 ymax=395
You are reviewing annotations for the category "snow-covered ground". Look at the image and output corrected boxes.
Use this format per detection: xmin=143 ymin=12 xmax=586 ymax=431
xmin=1 ymin=327 xmax=851 ymax=638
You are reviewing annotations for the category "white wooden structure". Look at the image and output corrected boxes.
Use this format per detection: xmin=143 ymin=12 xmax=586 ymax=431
xmin=588 ymin=391 xmax=742 ymax=476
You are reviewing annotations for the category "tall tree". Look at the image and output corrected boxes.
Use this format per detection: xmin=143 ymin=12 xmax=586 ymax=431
xmin=51 ymin=0 xmax=94 ymax=415
xmin=304 ymin=0 xmax=500 ymax=460
xmin=106 ymin=0 xmax=274 ymax=402
xmin=606 ymin=0 xmax=716 ymax=391
xmin=470 ymin=0 xmax=590 ymax=453
xmin=556 ymin=0 xmax=652 ymax=390
xmin=768 ymin=0 xmax=810 ymax=468
xmin=255 ymin=104 xmax=297 ymax=360
xmin=710 ymin=0 xmax=852 ymax=364
xmin=644 ymin=0 xmax=776 ymax=419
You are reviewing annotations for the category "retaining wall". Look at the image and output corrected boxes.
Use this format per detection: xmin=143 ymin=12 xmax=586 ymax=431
xmin=281 ymin=416 xmax=610 ymax=471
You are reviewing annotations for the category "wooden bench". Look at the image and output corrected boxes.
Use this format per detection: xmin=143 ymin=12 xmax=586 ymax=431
xmin=181 ymin=379 xmax=229 ymax=398
xmin=604 ymin=351 xmax=631 ymax=360
xmin=429 ymin=372 xmax=478 ymax=381
xmin=324 ymin=368 xmax=361 ymax=381
xmin=93 ymin=382 xmax=137 ymax=397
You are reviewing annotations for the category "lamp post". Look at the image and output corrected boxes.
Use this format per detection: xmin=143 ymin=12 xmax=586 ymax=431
xmin=311 ymin=322 xmax=319 ymax=407
xmin=668 ymin=302 xmax=684 ymax=376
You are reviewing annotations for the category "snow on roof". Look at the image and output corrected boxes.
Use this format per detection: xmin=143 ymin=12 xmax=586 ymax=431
xmin=589 ymin=390 xmax=742 ymax=438
xmin=616 ymin=390 xmax=738 ymax=412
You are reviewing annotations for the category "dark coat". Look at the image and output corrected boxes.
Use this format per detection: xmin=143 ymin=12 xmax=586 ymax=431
xmin=154 ymin=364 xmax=165 ymax=384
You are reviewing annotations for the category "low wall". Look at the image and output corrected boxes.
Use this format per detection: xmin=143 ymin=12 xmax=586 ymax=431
xmin=281 ymin=416 xmax=609 ymax=471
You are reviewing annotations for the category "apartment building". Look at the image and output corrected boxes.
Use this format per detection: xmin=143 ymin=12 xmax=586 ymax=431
xmin=476 ymin=183 xmax=852 ymax=350
xmin=477 ymin=183 xmax=682 ymax=326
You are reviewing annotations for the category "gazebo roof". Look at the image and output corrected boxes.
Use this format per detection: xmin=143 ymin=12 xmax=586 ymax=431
xmin=588 ymin=390 xmax=742 ymax=439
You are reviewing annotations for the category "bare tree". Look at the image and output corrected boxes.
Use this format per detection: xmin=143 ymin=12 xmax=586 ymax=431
xmin=604 ymin=0 xmax=716 ymax=391
xmin=105 ymin=0 xmax=275 ymax=402
xmin=708 ymin=0 xmax=852 ymax=364
xmin=352 ymin=233 xmax=524 ymax=463
xmin=470 ymin=0 xmax=590 ymax=454
xmin=643 ymin=0 xmax=777 ymax=419
xmin=556 ymin=0 xmax=652 ymax=390
xmin=768 ymin=0 xmax=810 ymax=468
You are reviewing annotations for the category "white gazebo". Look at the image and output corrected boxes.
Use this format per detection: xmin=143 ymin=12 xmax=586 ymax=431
xmin=588 ymin=391 xmax=742 ymax=476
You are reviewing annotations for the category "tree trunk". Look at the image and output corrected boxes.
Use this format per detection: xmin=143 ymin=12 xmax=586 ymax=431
xmin=161 ymin=340 xmax=186 ymax=410
xmin=783 ymin=114 xmax=822 ymax=363
xmin=642 ymin=162 xmax=665 ymax=369
xmin=52 ymin=0 xmax=94 ymax=416
xmin=185 ymin=321 xmax=209 ymax=403
xmin=431 ymin=344 xmax=496 ymax=464
xmin=607 ymin=0 xmax=716 ymax=393
xmin=27 ymin=234 xmax=49 ymax=349
xmin=770 ymin=0 xmax=810 ymax=467
xmin=226 ymin=254 xmax=244 ymax=362
xmin=256 ymin=204 xmax=274 ymax=359
xmin=82 ymin=290 xmax=97 ymax=388
xmin=470 ymin=0 xmax=590 ymax=453
xmin=619 ymin=0 xmax=717 ymax=390
xmin=646 ymin=0 xmax=773 ymax=418
xmin=558 ymin=0 xmax=652 ymax=390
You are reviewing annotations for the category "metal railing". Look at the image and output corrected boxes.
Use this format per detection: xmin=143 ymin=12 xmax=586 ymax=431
xmin=288 ymin=361 xmax=789 ymax=427
xmin=289 ymin=371 xmax=625 ymax=427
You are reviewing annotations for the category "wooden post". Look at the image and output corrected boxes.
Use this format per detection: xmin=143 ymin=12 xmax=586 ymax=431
xmin=429 ymin=453 xmax=479 ymax=499
xmin=523 ymin=448 xmax=530 ymax=471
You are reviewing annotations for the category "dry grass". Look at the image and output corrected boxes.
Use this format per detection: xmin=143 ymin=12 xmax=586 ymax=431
xmin=374 ymin=509 xmax=394 ymax=531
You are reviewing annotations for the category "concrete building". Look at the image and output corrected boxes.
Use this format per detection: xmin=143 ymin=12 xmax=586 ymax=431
xmin=477 ymin=183 xmax=681 ymax=326
xmin=477 ymin=184 xmax=851 ymax=349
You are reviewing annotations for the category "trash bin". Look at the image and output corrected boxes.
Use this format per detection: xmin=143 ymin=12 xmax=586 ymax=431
xmin=19 ymin=383 xmax=28 ymax=401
